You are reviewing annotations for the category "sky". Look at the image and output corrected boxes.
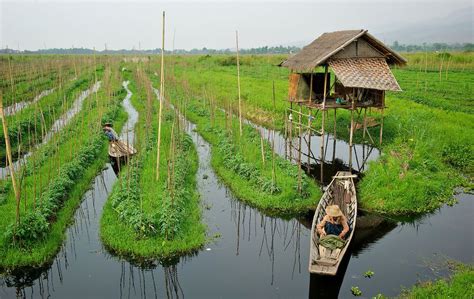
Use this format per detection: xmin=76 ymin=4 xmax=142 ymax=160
xmin=1 ymin=0 xmax=472 ymax=51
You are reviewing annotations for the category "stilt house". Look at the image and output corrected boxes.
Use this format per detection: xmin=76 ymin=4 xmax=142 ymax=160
xmin=280 ymin=29 xmax=406 ymax=176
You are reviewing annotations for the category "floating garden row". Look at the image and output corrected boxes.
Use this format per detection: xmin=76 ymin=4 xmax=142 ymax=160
xmin=0 ymin=63 xmax=127 ymax=269
xmin=100 ymin=67 xmax=205 ymax=261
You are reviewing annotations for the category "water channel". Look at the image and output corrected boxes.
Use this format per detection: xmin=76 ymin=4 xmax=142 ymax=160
xmin=1 ymin=83 xmax=472 ymax=298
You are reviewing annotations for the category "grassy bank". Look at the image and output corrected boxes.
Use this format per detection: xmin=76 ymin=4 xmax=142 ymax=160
xmin=0 ymin=64 xmax=127 ymax=270
xmin=152 ymin=53 xmax=473 ymax=215
xmin=399 ymin=265 xmax=474 ymax=298
xmin=163 ymin=73 xmax=320 ymax=216
xmin=100 ymin=66 xmax=205 ymax=261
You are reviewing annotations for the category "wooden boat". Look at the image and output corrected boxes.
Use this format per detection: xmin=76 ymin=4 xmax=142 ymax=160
xmin=309 ymin=171 xmax=357 ymax=275
xmin=108 ymin=140 xmax=137 ymax=158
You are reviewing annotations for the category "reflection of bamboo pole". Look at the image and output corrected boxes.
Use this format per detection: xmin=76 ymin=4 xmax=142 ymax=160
xmin=156 ymin=11 xmax=166 ymax=181
xmin=0 ymin=94 xmax=21 ymax=227
xmin=236 ymin=30 xmax=242 ymax=136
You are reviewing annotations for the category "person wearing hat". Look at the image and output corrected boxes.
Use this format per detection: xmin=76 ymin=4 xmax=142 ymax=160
xmin=316 ymin=205 xmax=350 ymax=240
xmin=103 ymin=123 xmax=119 ymax=142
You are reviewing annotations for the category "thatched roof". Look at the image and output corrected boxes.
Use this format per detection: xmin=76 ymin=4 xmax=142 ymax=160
xmin=329 ymin=58 xmax=402 ymax=91
xmin=280 ymin=29 xmax=406 ymax=72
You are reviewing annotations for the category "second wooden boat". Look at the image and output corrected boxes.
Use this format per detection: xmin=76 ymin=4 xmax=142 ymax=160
xmin=108 ymin=140 xmax=137 ymax=158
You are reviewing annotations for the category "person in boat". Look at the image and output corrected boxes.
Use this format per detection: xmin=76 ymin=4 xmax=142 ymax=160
xmin=103 ymin=123 xmax=119 ymax=142
xmin=316 ymin=205 xmax=350 ymax=240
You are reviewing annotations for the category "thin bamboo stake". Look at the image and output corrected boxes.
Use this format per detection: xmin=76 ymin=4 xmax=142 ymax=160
xmin=271 ymin=81 xmax=276 ymax=185
xmin=0 ymin=94 xmax=21 ymax=227
xmin=260 ymin=129 xmax=265 ymax=167
xmin=236 ymin=30 xmax=243 ymax=136
xmin=156 ymin=11 xmax=166 ymax=181
xmin=297 ymin=104 xmax=303 ymax=193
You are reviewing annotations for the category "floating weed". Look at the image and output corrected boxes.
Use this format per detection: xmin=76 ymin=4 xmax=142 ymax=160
xmin=364 ymin=270 xmax=375 ymax=278
xmin=351 ymin=286 xmax=362 ymax=296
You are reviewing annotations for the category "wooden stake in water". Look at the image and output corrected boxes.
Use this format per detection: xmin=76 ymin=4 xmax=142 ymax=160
xmin=156 ymin=11 xmax=166 ymax=181
xmin=236 ymin=30 xmax=243 ymax=136
xmin=0 ymin=93 xmax=21 ymax=227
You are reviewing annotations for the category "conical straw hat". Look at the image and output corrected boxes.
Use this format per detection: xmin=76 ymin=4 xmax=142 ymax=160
xmin=325 ymin=205 xmax=343 ymax=217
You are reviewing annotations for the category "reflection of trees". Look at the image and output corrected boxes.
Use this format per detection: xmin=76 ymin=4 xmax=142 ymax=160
xmin=230 ymin=199 xmax=305 ymax=285
xmin=118 ymin=262 xmax=183 ymax=299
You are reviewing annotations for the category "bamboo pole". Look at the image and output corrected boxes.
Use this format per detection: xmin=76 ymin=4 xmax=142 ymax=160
xmin=297 ymin=104 xmax=302 ymax=192
xmin=271 ymin=81 xmax=276 ymax=185
xmin=320 ymin=65 xmax=328 ymax=182
xmin=236 ymin=31 xmax=243 ymax=136
xmin=156 ymin=11 xmax=166 ymax=181
xmin=0 ymin=93 xmax=21 ymax=227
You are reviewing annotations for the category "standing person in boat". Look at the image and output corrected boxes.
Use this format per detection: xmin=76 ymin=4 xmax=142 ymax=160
xmin=316 ymin=205 xmax=350 ymax=240
xmin=103 ymin=123 xmax=119 ymax=141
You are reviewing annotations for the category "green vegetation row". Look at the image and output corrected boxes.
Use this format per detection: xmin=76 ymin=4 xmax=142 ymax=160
xmin=155 ymin=53 xmax=472 ymax=215
xmin=100 ymin=66 xmax=205 ymax=261
xmin=0 ymin=63 xmax=127 ymax=269
xmin=164 ymin=74 xmax=320 ymax=216
xmin=0 ymin=65 xmax=105 ymax=161
xmin=0 ymin=55 xmax=98 ymax=106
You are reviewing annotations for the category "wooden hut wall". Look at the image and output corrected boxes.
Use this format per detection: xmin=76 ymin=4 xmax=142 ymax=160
xmin=288 ymin=73 xmax=330 ymax=102
xmin=333 ymin=39 xmax=385 ymax=59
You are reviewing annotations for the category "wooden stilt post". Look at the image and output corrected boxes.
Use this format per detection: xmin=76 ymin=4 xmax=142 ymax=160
xmin=333 ymin=108 xmax=337 ymax=139
xmin=289 ymin=102 xmax=293 ymax=161
xmin=307 ymin=74 xmax=313 ymax=169
xmin=320 ymin=65 xmax=328 ymax=182
xmin=362 ymin=107 xmax=367 ymax=142
xmin=236 ymin=30 xmax=243 ymax=136
xmin=349 ymin=89 xmax=356 ymax=172
xmin=379 ymin=92 xmax=385 ymax=145
xmin=156 ymin=11 xmax=165 ymax=181
xmin=0 ymin=94 xmax=21 ymax=227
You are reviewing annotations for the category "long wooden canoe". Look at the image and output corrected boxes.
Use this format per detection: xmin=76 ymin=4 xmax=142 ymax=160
xmin=309 ymin=171 xmax=357 ymax=275
xmin=108 ymin=140 xmax=137 ymax=158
